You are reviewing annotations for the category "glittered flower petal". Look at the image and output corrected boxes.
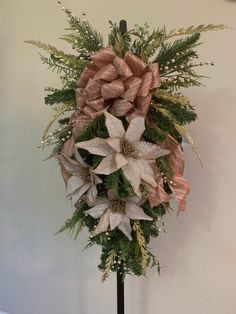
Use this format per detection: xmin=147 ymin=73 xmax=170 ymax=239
xmin=122 ymin=158 xmax=141 ymax=196
xmin=125 ymin=202 xmax=152 ymax=221
xmin=76 ymin=137 xmax=114 ymax=156
xmin=58 ymin=154 xmax=83 ymax=174
xmin=136 ymin=159 xmax=157 ymax=187
xmin=104 ymin=111 xmax=125 ymax=138
xmin=124 ymin=116 xmax=145 ymax=143
xmin=94 ymin=154 xmax=121 ymax=175
xmin=74 ymin=150 xmax=88 ymax=168
xmin=71 ymin=182 xmax=91 ymax=206
xmin=61 ymin=138 xmax=75 ymax=158
xmin=118 ymin=216 xmax=132 ymax=240
xmin=66 ymin=175 xmax=85 ymax=196
xmin=93 ymin=209 xmax=110 ymax=236
xmin=106 ymin=137 xmax=122 ymax=152
xmin=86 ymin=185 xmax=98 ymax=204
xmin=109 ymin=212 xmax=123 ymax=230
xmin=135 ymin=141 xmax=170 ymax=160
xmin=85 ymin=202 xmax=109 ymax=219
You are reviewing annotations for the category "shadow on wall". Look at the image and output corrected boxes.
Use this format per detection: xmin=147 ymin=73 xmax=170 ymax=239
xmin=225 ymin=0 xmax=236 ymax=3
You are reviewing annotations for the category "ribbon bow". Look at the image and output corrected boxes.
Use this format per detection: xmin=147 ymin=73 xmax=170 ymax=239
xmin=75 ymin=47 xmax=160 ymax=120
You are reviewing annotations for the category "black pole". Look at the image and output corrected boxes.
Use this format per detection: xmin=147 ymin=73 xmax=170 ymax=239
xmin=117 ymin=271 xmax=124 ymax=314
xmin=116 ymin=19 xmax=127 ymax=314
xmin=119 ymin=20 xmax=127 ymax=35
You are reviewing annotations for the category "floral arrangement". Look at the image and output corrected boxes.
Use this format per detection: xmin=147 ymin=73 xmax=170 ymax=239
xmin=26 ymin=2 xmax=225 ymax=280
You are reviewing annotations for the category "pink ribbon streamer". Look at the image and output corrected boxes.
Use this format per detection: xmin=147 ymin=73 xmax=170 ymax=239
xmin=143 ymin=161 xmax=170 ymax=208
xmin=164 ymin=136 xmax=190 ymax=213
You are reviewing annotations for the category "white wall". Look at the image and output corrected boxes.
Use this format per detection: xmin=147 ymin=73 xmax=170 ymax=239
xmin=1 ymin=0 xmax=236 ymax=313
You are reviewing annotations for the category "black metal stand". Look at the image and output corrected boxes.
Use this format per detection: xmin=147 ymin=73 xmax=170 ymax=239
xmin=117 ymin=271 xmax=124 ymax=314
xmin=116 ymin=19 xmax=127 ymax=314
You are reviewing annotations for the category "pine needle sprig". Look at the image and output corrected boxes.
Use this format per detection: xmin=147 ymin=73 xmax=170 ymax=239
xmin=56 ymin=204 xmax=87 ymax=240
xmin=156 ymin=34 xmax=201 ymax=69
xmin=152 ymin=91 xmax=190 ymax=107
xmin=42 ymin=102 xmax=73 ymax=141
xmin=25 ymin=40 xmax=84 ymax=67
xmin=45 ymin=88 xmax=76 ymax=106
xmin=131 ymin=27 xmax=166 ymax=61
xmin=63 ymin=9 xmax=103 ymax=54
xmin=154 ymin=24 xmax=226 ymax=48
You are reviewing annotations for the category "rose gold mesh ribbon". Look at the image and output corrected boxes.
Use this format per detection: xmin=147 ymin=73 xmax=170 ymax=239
xmin=75 ymin=47 xmax=160 ymax=121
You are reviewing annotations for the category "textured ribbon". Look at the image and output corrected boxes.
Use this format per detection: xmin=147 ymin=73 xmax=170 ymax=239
xmin=142 ymin=160 xmax=170 ymax=207
xmin=143 ymin=135 xmax=190 ymax=211
xmin=75 ymin=47 xmax=160 ymax=120
xmin=164 ymin=135 xmax=190 ymax=213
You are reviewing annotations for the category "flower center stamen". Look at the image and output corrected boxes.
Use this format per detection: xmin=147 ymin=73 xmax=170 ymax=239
xmin=80 ymin=169 xmax=91 ymax=182
xmin=111 ymin=200 xmax=125 ymax=214
xmin=122 ymin=140 xmax=135 ymax=157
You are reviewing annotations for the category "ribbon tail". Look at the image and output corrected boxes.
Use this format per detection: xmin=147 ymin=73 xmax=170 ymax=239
xmin=169 ymin=174 xmax=190 ymax=214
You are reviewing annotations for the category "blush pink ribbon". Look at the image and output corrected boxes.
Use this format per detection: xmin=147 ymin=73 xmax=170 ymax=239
xmin=142 ymin=160 xmax=170 ymax=208
xmin=164 ymin=136 xmax=190 ymax=213
xmin=75 ymin=47 xmax=161 ymax=120
xmin=143 ymin=136 xmax=189 ymax=212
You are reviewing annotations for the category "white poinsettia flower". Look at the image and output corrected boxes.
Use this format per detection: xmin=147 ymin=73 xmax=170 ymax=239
xmin=76 ymin=112 xmax=170 ymax=195
xmin=85 ymin=195 xmax=152 ymax=240
xmin=58 ymin=150 xmax=102 ymax=206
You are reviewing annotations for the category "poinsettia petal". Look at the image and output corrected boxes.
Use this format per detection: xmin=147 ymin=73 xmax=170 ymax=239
xmin=86 ymin=184 xmax=98 ymax=204
xmin=125 ymin=201 xmax=152 ymax=220
xmin=124 ymin=116 xmax=145 ymax=143
xmin=84 ymin=202 xmax=109 ymax=219
xmin=106 ymin=137 xmax=122 ymax=152
xmin=94 ymin=154 xmax=121 ymax=175
xmin=121 ymin=158 xmax=141 ymax=195
xmin=93 ymin=209 xmax=110 ymax=236
xmin=126 ymin=195 xmax=144 ymax=205
xmin=109 ymin=212 xmax=123 ymax=230
xmin=76 ymin=137 xmax=114 ymax=156
xmin=70 ymin=182 xmax=91 ymax=206
xmin=116 ymin=153 xmax=128 ymax=168
xmin=135 ymin=141 xmax=170 ymax=159
xmin=58 ymin=154 xmax=83 ymax=174
xmin=74 ymin=149 xmax=89 ymax=167
xmin=92 ymin=173 xmax=103 ymax=185
xmin=118 ymin=216 xmax=132 ymax=240
xmin=66 ymin=175 xmax=85 ymax=196
xmin=104 ymin=111 xmax=125 ymax=138
xmin=136 ymin=159 xmax=157 ymax=187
